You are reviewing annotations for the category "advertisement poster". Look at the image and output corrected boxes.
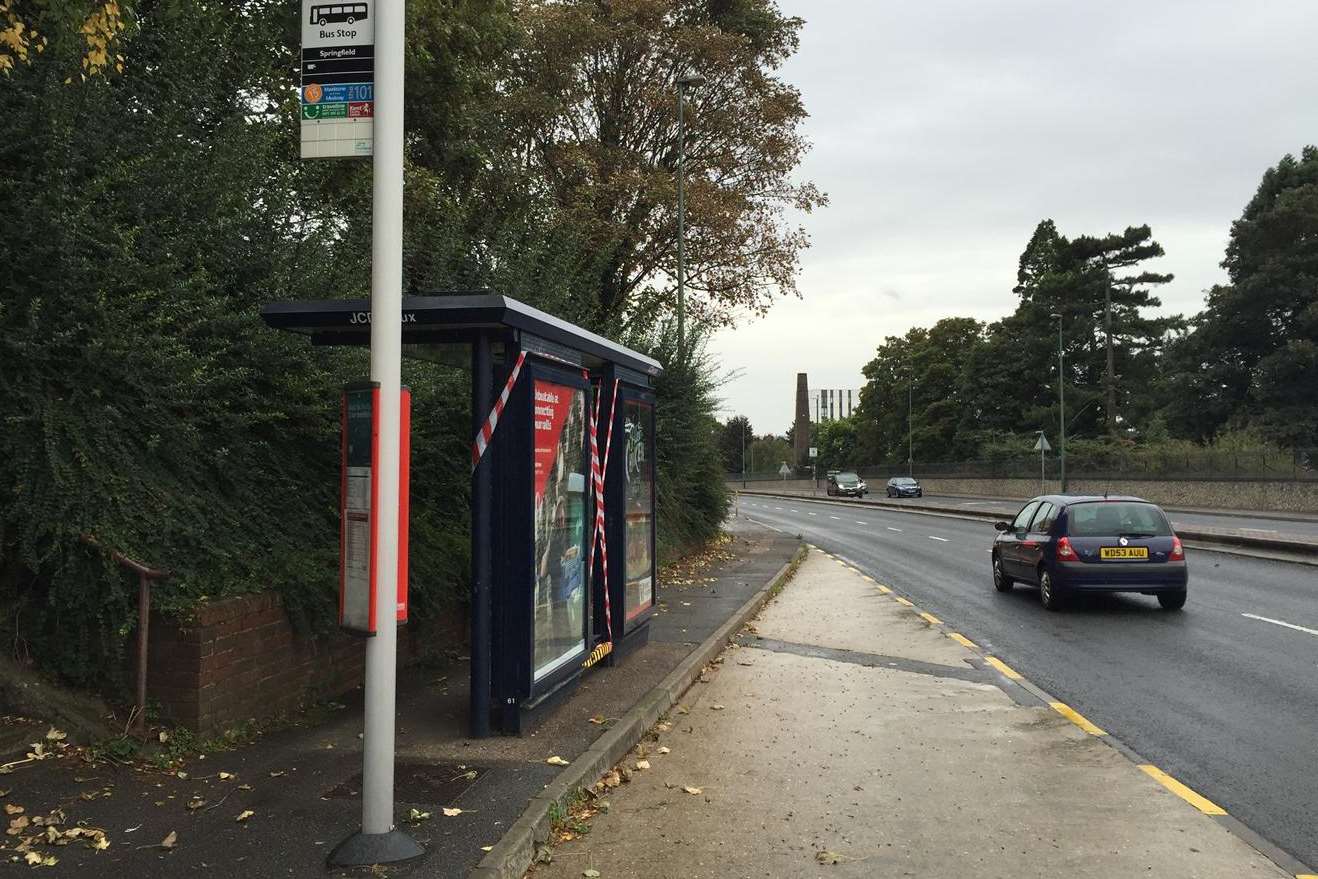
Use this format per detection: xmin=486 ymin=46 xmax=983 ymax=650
xmin=623 ymin=400 xmax=654 ymax=621
xmin=531 ymin=379 xmax=588 ymax=680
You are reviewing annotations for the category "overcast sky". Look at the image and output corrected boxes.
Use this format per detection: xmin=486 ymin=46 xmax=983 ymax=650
xmin=709 ymin=0 xmax=1318 ymax=434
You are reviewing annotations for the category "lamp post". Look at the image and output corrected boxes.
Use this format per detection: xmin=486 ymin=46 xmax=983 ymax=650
xmin=907 ymin=365 xmax=914 ymax=478
xmin=1050 ymin=312 xmax=1067 ymax=492
xmin=741 ymin=417 xmax=747 ymax=488
xmin=676 ymin=72 xmax=704 ymax=359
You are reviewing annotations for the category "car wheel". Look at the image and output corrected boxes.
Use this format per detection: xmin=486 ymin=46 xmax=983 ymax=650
xmin=1157 ymin=589 xmax=1187 ymax=610
xmin=1038 ymin=569 xmax=1065 ymax=611
xmin=992 ymin=554 xmax=1013 ymax=592
xmin=916 ymin=490 xmax=923 ymax=497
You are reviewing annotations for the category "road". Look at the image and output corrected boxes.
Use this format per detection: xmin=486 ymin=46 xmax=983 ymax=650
xmin=737 ymin=493 xmax=1318 ymax=872
xmin=737 ymin=484 xmax=1318 ymax=540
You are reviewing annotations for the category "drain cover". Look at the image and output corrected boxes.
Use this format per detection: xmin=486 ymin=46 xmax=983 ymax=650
xmin=323 ymin=762 xmax=489 ymax=804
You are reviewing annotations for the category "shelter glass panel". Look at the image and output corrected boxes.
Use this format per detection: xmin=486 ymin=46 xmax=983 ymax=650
xmin=531 ymin=379 xmax=589 ymax=680
xmin=623 ymin=399 xmax=654 ymax=621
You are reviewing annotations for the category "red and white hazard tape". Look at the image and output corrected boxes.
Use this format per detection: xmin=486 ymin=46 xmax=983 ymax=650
xmin=586 ymin=375 xmax=621 ymax=640
xmin=470 ymin=351 xmax=528 ymax=470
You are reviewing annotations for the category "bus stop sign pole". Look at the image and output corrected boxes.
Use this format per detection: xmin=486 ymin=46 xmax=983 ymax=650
xmin=328 ymin=0 xmax=422 ymax=866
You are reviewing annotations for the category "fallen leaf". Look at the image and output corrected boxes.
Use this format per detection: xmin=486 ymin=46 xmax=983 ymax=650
xmin=92 ymin=836 xmax=110 ymax=851
xmin=5 ymin=805 xmax=23 ymax=816
xmin=657 ymin=747 xmax=671 ymax=755
xmin=161 ymin=830 xmax=177 ymax=849
xmin=175 ymin=771 xmax=188 ymax=780
xmin=125 ymin=824 xmax=142 ymax=833
xmin=408 ymin=808 xmax=431 ymax=822
xmin=8 ymin=815 xmax=29 ymax=835
xmin=44 ymin=729 xmax=66 ymax=743
xmin=237 ymin=784 xmax=252 ymax=791
xmin=655 ymin=722 xmax=672 ymax=732
xmin=24 ymin=852 xmax=41 ymax=865
xmin=218 ymin=772 xmax=234 ymax=781
xmin=546 ymin=756 xmax=570 ymax=766
xmin=634 ymin=760 xmax=650 ymax=771
xmin=0 ymin=789 xmax=8 ymax=797
xmin=235 ymin=811 xmax=253 ymax=823
xmin=158 ymin=731 xmax=170 ymax=744
xmin=587 ymin=715 xmax=606 ymax=725
xmin=682 ymin=786 xmax=702 ymax=796
xmin=601 ymin=771 xmax=621 ymax=789
xmin=268 ymin=771 xmax=286 ymax=778
xmin=480 ymin=845 xmax=493 ymax=852
xmin=816 ymin=850 xmax=846 ymax=865
xmin=441 ymin=808 xmax=462 ymax=817
xmin=710 ymin=704 xmax=726 ymax=711
xmin=186 ymin=798 xmax=206 ymax=811
xmin=583 ymin=870 xmax=601 ymax=878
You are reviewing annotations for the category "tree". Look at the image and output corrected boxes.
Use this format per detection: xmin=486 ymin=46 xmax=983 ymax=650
xmin=495 ymin=0 xmax=826 ymax=330
xmin=814 ymin=416 xmax=860 ymax=473
xmin=719 ymin=415 xmax=752 ymax=473
xmin=1162 ymin=147 xmax=1318 ymax=446
xmin=855 ymin=318 xmax=984 ymax=465
xmin=1 ymin=0 xmax=125 ymax=77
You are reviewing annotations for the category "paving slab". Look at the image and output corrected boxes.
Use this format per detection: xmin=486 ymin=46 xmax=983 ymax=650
xmin=530 ymin=550 xmax=1292 ymax=879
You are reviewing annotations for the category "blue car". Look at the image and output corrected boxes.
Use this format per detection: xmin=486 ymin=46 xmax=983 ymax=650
xmin=991 ymin=495 xmax=1187 ymax=611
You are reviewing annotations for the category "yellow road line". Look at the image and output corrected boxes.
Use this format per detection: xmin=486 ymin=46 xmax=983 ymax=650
xmin=875 ymin=584 xmax=892 ymax=594
xmin=861 ymin=574 xmax=876 ymax=583
xmin=918 ymin=611 xmax=942 ymax=625
xmin=1050 ymin=701 xmax=1106 ymax=736
xmin=1138 ymin=765 xmax=1227 ymax=815
xmin=948 ymin=633 xmax=976 ymax=649
xmin=893 ymin=596 xmax=914 ymax=607
xmin=984 ymin=656 xmax=1022 ymax=680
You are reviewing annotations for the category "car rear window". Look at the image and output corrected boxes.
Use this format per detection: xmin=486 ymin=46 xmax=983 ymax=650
xmin=1065 ymin=502 xmax=1172 ymax=537
xmin=893 ymin=478 xmax=916 ymax=485
xmin=836 ymin=472 xmax=859 ymax=481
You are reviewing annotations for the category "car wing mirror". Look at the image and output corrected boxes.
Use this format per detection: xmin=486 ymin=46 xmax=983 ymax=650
xmin=994 ymin=521 xmax=1010 ymax=532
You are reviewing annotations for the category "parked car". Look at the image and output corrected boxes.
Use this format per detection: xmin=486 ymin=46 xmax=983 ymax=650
xmin=886 ymin=476 xmax=922 ymax=498
xmin=991 ymin=495 xmax=1187 ymax=611
xmin=827 ymin=471 xmax=867 ymax=497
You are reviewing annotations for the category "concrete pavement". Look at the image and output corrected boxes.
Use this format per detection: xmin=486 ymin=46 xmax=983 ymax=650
xmin=529 ymin=548 xmax=1299 ymax=879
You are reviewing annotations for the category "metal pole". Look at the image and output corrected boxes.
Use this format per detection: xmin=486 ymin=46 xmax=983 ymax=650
xmin=1104 ymin=270 xmax=1117 ymax=437
xmin=330 ymin=0 xmax=421 ymax=865
xmin=1058 ymin=317 xmax=1067 ymax=493
xmin=741 ymin=418 xmax=746 ymax=488
xmin=907 ymin=372 xmax=913 ymax=477
xmin=676 ymin=85 xmax=686 ymax=360
xmin=1040 ymin=433 xmax=1045 ymax=496
xmin=470 ymin=334 xmax=493 ymax=738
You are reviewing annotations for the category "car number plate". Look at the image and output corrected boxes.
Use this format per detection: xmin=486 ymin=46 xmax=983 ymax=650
xmin=1100 ymin=547 xmax=1149 ymax=560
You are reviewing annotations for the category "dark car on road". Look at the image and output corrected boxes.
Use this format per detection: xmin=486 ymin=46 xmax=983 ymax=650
xmin=886 ymin=476 xmax=922 ymax=498
xmin=827 ymin=472 xmax=867 ymax=497
xmin=991 ymin=495 xmax=1187 ymax=611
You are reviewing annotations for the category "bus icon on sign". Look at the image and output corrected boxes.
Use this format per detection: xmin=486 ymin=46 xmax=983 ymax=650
xmin=310 ymin=3 xmax=367 ymax=26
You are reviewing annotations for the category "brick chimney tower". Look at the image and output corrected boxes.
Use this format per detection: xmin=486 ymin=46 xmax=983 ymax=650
xmin=793 ymin=373 xmax=810 ymax=465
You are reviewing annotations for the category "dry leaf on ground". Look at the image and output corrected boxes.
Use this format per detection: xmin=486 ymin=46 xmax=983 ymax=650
xmin=442 ymin=808 xmax=462 ymax=817
xmin=408 ymin=809 xmax=431 ymax=822
xmin=546 ymin=756 xmax=570 ymax=766
xmin=235 ymin=811 xmax=254 ymax=823
xmin=657 ymin=747 xmax=671 ymax=755
xmin=634 ymin=760 xmax=650 ymax=771
xmin=682 ymin=786 xmax=702 ymax=796
xmin=710 ymin=704 xmax=725 ymax=711
xmin=160 ymin=830 xmax=177 ymax=849
xmin=816 ymin=850 xmax=848 ymax=865
xmin=587 ymin=715 xmax=606 ymax=725
xmin=5 ymin=804 xmax=23 ymax=815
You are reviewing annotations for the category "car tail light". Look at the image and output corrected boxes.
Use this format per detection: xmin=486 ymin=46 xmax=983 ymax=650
xmin=1056 ymin=536 xmax=1076 ymax=560
xmin=1169 ymin=536 xmax=1185 ymax=561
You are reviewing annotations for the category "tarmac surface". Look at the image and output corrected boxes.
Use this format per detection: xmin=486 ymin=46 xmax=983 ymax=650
xmin=739 ymin=495 xmax=1318 ymax=873
xmin=530 ymin=549 xmax=1293 ymax=878
xmin=0 ymin=525 xmax=798 ymax=878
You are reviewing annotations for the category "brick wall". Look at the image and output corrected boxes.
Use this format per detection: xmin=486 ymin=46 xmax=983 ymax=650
xmin=148 ymin=593 xmax=466 ymax=734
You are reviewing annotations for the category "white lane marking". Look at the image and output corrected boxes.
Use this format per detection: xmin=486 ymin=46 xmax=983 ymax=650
xmin=1241 ymin=613 xmax=1318 ymax=638
xmin=856 ymin=521 xmax=867 ymax=526
xmin=790 ymin=509 xmax=799 ymax=513
xmin=808 ymin=512 xmax=817 ymax=516
xmin=830 ymin=516 xmax=841 ymax=520
xmin=928 ymin=536 xmax=949 ymax=542
xmin=887 ymin=527 xmax=902 ymax=532
xmin=775 ymin=507 xmax=784 ymax=511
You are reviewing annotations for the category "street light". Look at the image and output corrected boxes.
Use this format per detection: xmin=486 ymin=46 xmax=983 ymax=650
xmin=907 ymin=361 xmax=914 ymax=478
xmin=675 ymin=72 xmax=705 ymax=359
xmin=1050 ymin=312 xmax=1067 ymax=492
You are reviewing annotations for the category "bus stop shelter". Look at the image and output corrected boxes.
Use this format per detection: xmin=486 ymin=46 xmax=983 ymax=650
xmin=260 ymin=294 xmax=662 ymax=736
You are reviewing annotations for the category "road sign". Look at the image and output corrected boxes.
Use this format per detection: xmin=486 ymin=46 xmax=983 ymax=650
xmin=301 ymin=1 xmax=374 ymax=159
xmin=808 ymin=447 xmax=818 ymax=458
xmin=1033 ymin=434 xmax=1052 ymax=452
xmin=778 ymin=462 xmax=791 ymax=478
